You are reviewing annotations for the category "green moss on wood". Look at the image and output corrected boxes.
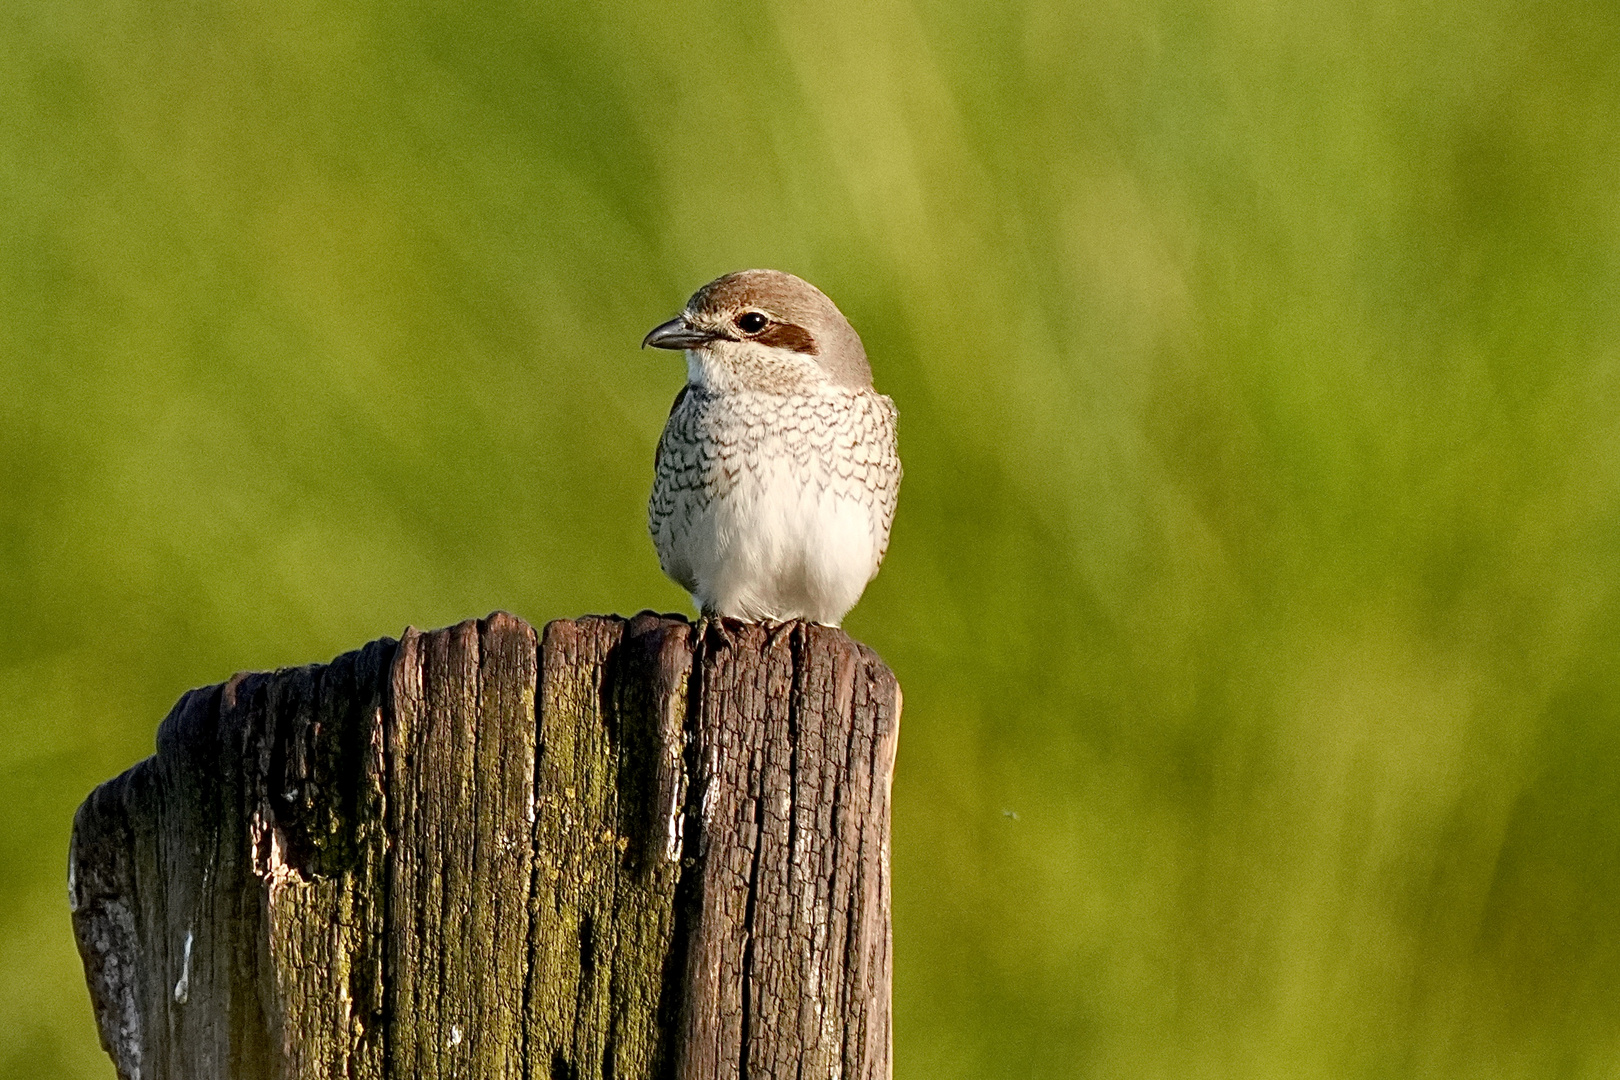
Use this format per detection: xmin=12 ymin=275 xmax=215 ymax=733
xmin=70 ymin=612 xmax=898 ymax=1080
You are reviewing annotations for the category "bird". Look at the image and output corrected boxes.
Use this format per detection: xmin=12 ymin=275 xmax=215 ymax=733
xmin=641 ymin=269 xmax=900 ymax=626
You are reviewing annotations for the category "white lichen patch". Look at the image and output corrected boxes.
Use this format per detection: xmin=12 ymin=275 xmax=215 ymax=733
xmin=173 ymin=929 xmax=193 ymax=1004
xmin=67 ymin=838 xmax=78 ymax=913
xmin=664 ymin=781 xmax=685 ymax=863
xmin=88 ymin=897 xmax=144 ymax=1080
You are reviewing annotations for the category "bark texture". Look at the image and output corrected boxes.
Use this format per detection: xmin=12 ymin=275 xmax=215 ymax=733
xmin=69 ymin=612 xmax=899 ymax=1080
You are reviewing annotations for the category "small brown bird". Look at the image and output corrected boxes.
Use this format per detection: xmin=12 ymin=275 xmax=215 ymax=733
xmin=642 ymin=270 xmax=900 ymax=625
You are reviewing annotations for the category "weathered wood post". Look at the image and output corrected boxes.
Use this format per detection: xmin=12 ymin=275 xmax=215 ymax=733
xmin=69 ymin=611 xmax=900 ymax=1079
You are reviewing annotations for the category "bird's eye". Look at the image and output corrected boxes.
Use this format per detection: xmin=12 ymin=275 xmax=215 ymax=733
xmin=736 ymin=311 xmax=768 ymax=334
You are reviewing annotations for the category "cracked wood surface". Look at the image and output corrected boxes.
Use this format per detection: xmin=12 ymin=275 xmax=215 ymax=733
xmin=69 ymin=612 xmax=899 ymax=1080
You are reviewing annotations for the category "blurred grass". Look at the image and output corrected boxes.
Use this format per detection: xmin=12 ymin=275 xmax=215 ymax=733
xmin=4 ymin=0 xmax=1620 ymax=1075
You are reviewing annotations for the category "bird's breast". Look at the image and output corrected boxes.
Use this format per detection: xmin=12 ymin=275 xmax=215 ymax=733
xmin=649 ymin=385 xmax=900 ymax=620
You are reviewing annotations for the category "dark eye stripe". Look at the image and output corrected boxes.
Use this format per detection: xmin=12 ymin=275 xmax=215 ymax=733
xmin=754 ymin=321 xmax=818 ymax=354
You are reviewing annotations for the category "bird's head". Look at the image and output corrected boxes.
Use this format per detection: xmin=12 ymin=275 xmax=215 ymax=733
xmin=641 ymin=269 xmax=871 ymax=393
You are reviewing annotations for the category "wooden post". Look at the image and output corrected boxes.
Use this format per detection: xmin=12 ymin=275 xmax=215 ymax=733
xmin=68 ymin=612 xmax=900 ymax=1080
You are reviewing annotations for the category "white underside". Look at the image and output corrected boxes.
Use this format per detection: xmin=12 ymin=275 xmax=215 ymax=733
xmin=678 ymin=459 xmax=882 ymax=626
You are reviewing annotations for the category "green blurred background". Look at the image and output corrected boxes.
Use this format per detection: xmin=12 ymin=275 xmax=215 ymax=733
xmin=5 ymin=0 xmax=1620 ymax=1075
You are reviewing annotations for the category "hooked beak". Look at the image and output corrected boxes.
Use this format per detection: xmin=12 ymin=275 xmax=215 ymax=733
xmin=641 ymin=315 xmax=714 ymax=351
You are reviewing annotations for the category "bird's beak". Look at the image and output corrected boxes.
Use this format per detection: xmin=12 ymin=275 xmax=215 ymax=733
xmin=641 ymin=316 xmax=713 ymax=351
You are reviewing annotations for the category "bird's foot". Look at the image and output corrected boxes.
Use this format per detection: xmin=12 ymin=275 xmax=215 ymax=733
xmin=696 ymin=611 xmax=740 ymax=653
xmin=763 ymin=619 xmax=801 ymax=652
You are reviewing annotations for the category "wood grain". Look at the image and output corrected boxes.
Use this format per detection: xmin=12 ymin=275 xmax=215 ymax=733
xmin=70 ymin=612 xmax=899 ymax=1080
